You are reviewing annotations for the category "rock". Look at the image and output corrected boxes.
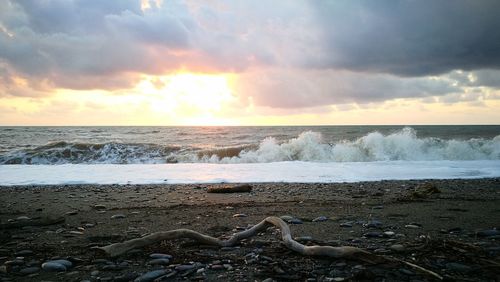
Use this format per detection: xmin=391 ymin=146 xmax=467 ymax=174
xmin=93 ymin=204 xmax=106 ymax=210
xmin=280 ymin=215 xmax=302 ymax=224
xmin=14 ymin=250 xmax=33 ymax=256
xmin=48 ymin=259 xmax=72 ymax=268
xmin=134 ymin=269 xmax=168 ymax=282
xmin=65 ymin=210 xmax=78 ymax=216
xmin=115 ymin=272 xmax=139 ymax=282
xmin=340 ymin=222 xmax=353 ymax=228
xmin=312 ymin=216 xmax=328 ymax=222
xmin=364 ymin=220 xmax=383 ymax=228
xmin=207 ymin=184 xmax=252 ymax=193
xmin=41 ymin=262 xmax=67 ymax=272
xmin=389 ymin=244 xmax=405 ymax=252
xmin=69 ymin=231 xmax=84 ymax=235
xmin=19 ymin=267 xmax=40 ymax=275
xmin=147 ymin=258 xmax=170 ymax=266
xmin=175 ymin=264 xmax=195 ymax=271
xmin=232 ymin=213 xmax=248 ymax=218
xmin=111 ymin=214 xmax=126 ymax=219
xmin=364 ymin=232 xmax=383 ymax=238
xmin=476 ymin=229 xmax=500 ymax=237
xmin=405 ymin=224 xmax=421 ymax=229
xmin=446 ymin=262 xmax=472 ymax=273
xmin=412 ymin=183 xmax=440 ymax=198
xmin=383 ymin=231 xmax=395 ymax=236
xmin=149 ymin=253 xmax=172 ymax=259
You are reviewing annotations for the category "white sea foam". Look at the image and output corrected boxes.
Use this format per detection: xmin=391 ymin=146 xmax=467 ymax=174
xmin=203 ymin=128 xmax=500 ymax=163
xmin=1 ymin=160 xmax=499 ymax=186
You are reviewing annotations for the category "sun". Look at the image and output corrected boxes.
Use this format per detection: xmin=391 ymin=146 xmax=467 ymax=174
xmin=135 ymin=73 xmax=237 ymax=125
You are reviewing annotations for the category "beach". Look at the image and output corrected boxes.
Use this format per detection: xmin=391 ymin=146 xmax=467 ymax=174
xmin=1 ymin=178 xmax=499 ymax=281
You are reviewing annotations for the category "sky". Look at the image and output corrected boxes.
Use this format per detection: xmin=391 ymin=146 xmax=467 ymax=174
xmin=1 ymin=0 xmax=500 ymax=125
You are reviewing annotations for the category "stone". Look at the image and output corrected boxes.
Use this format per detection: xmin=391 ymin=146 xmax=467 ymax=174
xmin=19 ymin=267 xmax=40 ymax=275
xmin=232 ymin=213 xmax=248 ymax=218
xmin=14 ymin=250 xmax=33 ymax=256
xmin=175 ymin=264 xmax=196 ymax=271
xmin=340 ymin=222 xmax=353 ymax=228
xmin=446 ymin=262 xmax=472 ymax=273
xmin=476 ymin=229 xmax=500 ymax=237
xmin=389 ymin=244 xmax=405 ymax=252
xmin=93 ymin=205 xmax=106 ymax=210
xmin=149 ymin=253 xmax=172 ymax=259
xmin=111 ymin=214 xmax=126 ymax=219
xmin=41 ymin=262 xmax=66 ymax=272
xmin=364 ymin=220 xmax=383 ymax=228
xmin=312 ymin=216 xmax=328 ymax=222
xmin=147 ymin=258 xmax=170 ymax=266
xmin=364 ymin=232 xmax=383 ymax=238
xmin=134 ymin=269 xmax=168 ymax=282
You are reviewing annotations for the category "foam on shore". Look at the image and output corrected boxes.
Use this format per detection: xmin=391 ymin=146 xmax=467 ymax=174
xmin=1 ymin=160 xmax=499 ymax=186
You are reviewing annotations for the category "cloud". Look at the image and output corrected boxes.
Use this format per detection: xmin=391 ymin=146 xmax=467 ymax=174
xmin=1 ymin=0 xmax=500 ymax=109
xmin=310 ymin=0 xmax=500 ymax=76
xmin=234 ymin=68 xmax=465 ymax=109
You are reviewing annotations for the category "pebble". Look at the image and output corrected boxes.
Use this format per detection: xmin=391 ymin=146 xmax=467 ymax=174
xmin=175 ymin=264 xmax=195 ymax=271
xmin=93 ymin=204 xmax=106 ymax=210
xmin=389 ymin=244 xmax=406 ymax=252
xmin=340 ymin=222 xmax=353 ymax=228
xmin=149 ymin=253 xmax=172 ymax=259
xmin=232 ymin=213 xmax=248 ymax=218
xmin=41 ymin=262 xmax=67 ymax=272
xmin=364 ymin=220 xmax=383 ymax=228
xmin=289 ymin=218 xmax=303 ymax=224
xmin=446 ymin=262 xmax=472 ymax=273
xmin=111 ymin=214 xmax=126 ymax=219
xmin=65 ymin=210 xmax=78 ymax=215
xmin=134 ymin=269 xmax=168 ymax=282
xmin=147 ymin=258 xmax=170 ymax=266
xmin=312 ymin=216 xmax=328 ymax=222
xmin=49 ymin=259 xmax=73 ymax=268
xmin=14 ymin=250 xmax=33 ymax=256
xmin=114 ymin=273 xmax=139 ymax=282
xmin=383 ymin=231 xmax=395 ymax=236
xmin=405 ymin=224 xmax=421 ymax=229
xmin=364 ymin=232 xmax=383 ymax=238
xmin=69 ymin=231 xmax=84 ymax=235
xmin=476 ymin=229 xmax=500 ymax=237
xmin=19 ymin=267 xmax=40 ymax=275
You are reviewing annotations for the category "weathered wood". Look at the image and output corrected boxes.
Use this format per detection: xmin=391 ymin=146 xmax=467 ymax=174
xmin=94 ymin=216 xmax=385 ymax=264
xmin=207 ymin=184 xmax=252 ymax=193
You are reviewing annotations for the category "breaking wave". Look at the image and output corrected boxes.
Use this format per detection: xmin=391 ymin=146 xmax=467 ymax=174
xmin=1 ymin=128 xmax=499 ymax=164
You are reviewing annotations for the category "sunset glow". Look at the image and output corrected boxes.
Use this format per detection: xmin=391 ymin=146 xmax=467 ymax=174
xmin=0 ymin=1 xmax=499 ymax=125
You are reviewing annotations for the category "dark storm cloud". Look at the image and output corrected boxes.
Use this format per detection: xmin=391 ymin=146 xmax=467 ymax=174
xmin=311 ymin=0 xmax=500 ymax=76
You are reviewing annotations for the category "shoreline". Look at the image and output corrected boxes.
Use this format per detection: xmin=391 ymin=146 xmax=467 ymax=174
xmin=1 ymin=178 xmax=499 ymax=281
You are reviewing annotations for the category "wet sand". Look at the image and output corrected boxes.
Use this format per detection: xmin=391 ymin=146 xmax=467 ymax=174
xmin=1 ymin=178 xmax=499 ymax=281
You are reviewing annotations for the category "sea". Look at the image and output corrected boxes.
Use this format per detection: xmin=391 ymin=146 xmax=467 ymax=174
xmin=0 ymin=125 xmax=499 ymax=185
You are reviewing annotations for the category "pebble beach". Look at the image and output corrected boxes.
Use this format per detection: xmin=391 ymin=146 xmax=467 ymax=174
xmin=1 ymin=178 xmax=499 ymax=281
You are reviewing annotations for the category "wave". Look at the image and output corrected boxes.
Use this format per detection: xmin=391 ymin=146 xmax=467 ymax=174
xmin=0 ymin=141 xmax=181 ymax=164
xmin=1 ymin=128 xmax=499 ymax=164
xmin=200 ymin=128 xmax=500 ymax=163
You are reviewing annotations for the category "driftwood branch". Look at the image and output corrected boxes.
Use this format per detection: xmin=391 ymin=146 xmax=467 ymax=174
xmin=95 ymin=216 xmax=384 ymax=264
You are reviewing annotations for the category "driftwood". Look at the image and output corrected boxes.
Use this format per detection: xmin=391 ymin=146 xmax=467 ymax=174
xmin=95 ymin=216 xmax=383 ymax=263
xmin=207 ymin=184 xmax=252 ymax=193
xmin=0 ymin=216 xmax=65 ymax=229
